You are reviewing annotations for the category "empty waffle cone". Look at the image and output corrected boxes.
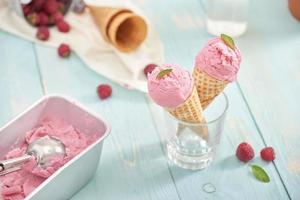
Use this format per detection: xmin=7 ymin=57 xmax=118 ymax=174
xmin=167 ymin=86 xmax=204 ymax=123
xmin=88 ymin=6 xmax=147 ymax=52
xmin=193 ymin=68 xmax=228 ymax=110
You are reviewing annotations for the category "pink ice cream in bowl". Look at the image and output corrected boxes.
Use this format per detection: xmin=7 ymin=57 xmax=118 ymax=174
xmin=195 ymin=36 xmax=241 ymax=82
xmin=0 ymin=94 xmax=110 ymax=200
xmin=147 ymin=64 xmax=194 ymax=108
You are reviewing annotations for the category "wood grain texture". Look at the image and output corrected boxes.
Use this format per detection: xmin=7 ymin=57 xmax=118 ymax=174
xmin=0 ymin=32 xmax=43 ymax=126
xmin=33 ymin=45 xmax=180 ymax=200
xmin=236 ymin=0 xmax=300 ymax=199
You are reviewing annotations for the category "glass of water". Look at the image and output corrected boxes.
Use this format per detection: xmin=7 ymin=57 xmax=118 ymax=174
xmin=164 ymin=93 xmax=228 ymax=170
xmin=201 ymin=0 xmax=249 ymax=37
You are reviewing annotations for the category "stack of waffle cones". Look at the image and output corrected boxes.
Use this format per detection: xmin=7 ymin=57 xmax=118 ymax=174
xmin=88 ymin=6 xmax=147 ymax=52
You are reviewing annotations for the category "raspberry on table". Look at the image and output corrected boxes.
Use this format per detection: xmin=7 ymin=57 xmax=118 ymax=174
xmin=260 ymin=147 xmax=275 ymax=161
xmin=144 ymin=64 xmax=157 ymax=77
xmin=56 ymin=20 xmax=70 ymax=33
xmin=36 ymin=27 xmax=50 ymax=41
xmin=97 ymin=84 xmax=112 ymax=100
xmin=236 ymin=142 xmax=255 ymax=162
xmin=58 ymin=43 xmax=71 ymax=58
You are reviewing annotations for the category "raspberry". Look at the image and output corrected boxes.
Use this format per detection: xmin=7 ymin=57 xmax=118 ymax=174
xmin=38 ymin=12 xmax=49 ymax=26
xmin=31 ymin=0 xmax=45 ymax=11
xmin=97 ymin=84 xmax=112 ymax=100
xmin=26 ymin=12 xmax=40 ymax=26
xmin=260 ymin=147 xmax=275 ymax=161
xmin=36 ymin=27 xmax=50 ymax=41
xmin=43 ymin=0 xmax=58 ymax=14
xmin=236 ymin=142 xmax=254 ymax=162
xmin=144 ymin=64 xmax=157 ymax=77
xmin=56 ymin=20 xmax=70 ymax=32
xmin=22 ymin=5 xmax=31 ymax=16
xmin=53 ymin=12 xmax=64 ymax=23
xmin=58 ymin=43 xmax=71 ymax=58
xmin=57 ymin=2 xmax=65 ymax=13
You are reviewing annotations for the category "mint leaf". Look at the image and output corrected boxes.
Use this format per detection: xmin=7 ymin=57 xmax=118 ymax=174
xmin=251 ymin=165 xmax=270 ymax=183
xmin=221 ymin=34 xmax=235 ymax=50
xmin=156 ymin=68 xmax=173 ymax=79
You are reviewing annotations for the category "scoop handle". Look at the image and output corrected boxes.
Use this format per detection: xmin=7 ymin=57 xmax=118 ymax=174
xmin=0 ymin=154 xmax=33 ymax=173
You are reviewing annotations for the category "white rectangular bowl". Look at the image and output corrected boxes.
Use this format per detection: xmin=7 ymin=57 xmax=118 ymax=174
xmin=0 ymin=94 xmax=110 ymax=200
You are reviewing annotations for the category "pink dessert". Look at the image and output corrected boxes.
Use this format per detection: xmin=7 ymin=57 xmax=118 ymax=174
xmin=0 ymin=118 xmax=97 ymax=200
xmin=195 ymin=37 xmax=241 ymax=82
xmin=147 ymin=64 xmax=193 ymax=108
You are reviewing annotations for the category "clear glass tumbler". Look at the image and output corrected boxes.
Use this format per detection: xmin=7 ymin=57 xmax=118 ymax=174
xmin=164 ymin=93 xmax=228 ymax=170
xmin=200 ymin=0 xmax=249 ymax=37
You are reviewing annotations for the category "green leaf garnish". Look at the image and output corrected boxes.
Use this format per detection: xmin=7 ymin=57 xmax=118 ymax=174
xmin=251 ymin=165 xmax=270 ymax=183
xmin=221 ymin=34 xmax=235 ymax=50
xmin=156 ymin=68 xmax=173 ymax=79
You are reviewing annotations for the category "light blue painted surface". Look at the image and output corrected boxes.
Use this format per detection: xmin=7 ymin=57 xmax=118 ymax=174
xmin=0 ymin=0 xmax=299 ymax=199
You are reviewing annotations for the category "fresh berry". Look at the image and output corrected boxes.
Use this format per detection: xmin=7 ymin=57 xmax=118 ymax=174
xmin=38 ymin=12 xmax=49 ymax=26
xmin=22 ymin=5 xmax=31 ymax=16
xmin=57 ymin=2 xmax=65 ymax=13
xmin=31 ymin=0 xmax=45 ymax=11
xmin=43 ymin=0 xmax=58 ymax=14
xmin=53 ymin=12 xmax=64 ymax=23
xmin=236 ymin=142 xmax=255 ymax=162
xmin=56 ymin=20 xmax=70 ymax=32
xmin=144 ymin=64 xmax=157 ymax=77
xmin=58 ymin=43 xmax=71 ymax=57
xmin=97 ymin=84 xmax=112 ymax=100
xmin=36 ymin=27 xmax=50 ymax=41
xmin=260 ymin=147 xmax=275 ymax=161
xmin=26 ymin=12 xmax=40 ymax=26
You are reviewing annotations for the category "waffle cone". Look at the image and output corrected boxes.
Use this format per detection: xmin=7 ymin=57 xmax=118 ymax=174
xmin=193 ymin=68 xmax=228 ymax=109
xmin=167 ymin=86 xmax=204 ymax=123
xmin=88 ymin=6 xmax=147 ymax=52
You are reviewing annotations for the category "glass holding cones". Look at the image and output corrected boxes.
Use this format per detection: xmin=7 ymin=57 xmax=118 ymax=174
xmin=164 ymin=92 xmax=228 ymax=170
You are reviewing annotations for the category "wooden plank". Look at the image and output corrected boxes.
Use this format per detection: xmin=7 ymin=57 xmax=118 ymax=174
xmin=0 ymin=31 xmax=43 ymax=126
xmin=34 ymin=45 xmax=180 ymax=200
xmin=234 ymin=0 xmax=300 ymax=199
xmin=141 ymin=0 xmax=291 ymax=199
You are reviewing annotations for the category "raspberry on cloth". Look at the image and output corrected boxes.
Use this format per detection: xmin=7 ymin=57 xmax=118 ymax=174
xmin=0 ymin=0 xmax=164 ymax=92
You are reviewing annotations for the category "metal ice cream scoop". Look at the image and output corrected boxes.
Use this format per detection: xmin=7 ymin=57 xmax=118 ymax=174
xmin=0 ymin=136 xmax=66 ymax=176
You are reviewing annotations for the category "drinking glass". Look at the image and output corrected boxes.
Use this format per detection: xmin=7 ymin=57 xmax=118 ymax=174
xmin=164 ymin=93 xmax=228 ymax=170
xmin=200 ymin=0 xmax=249 ymax=37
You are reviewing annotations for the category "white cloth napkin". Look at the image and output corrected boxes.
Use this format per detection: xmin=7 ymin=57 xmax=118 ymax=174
xmin=0 ymin=0 xmax=164 ymax=92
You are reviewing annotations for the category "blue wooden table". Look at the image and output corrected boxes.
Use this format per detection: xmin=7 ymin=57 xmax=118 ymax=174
xmin=1 ymin=0 xmax=300 ymax=199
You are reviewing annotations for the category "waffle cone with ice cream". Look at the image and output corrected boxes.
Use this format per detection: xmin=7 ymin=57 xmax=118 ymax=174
xmin=88 ymin=6 xmax=147 ymax=52
xmin=148 ymin=64 xmax=204 ymax=123
xmin=193 ymin=34 xmax=241 ymax=109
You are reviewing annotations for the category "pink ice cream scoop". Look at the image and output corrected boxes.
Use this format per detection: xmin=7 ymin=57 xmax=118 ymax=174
xmin=195 ymin=37 xmax=241 ymax=82
xmin=147 ymin=64 xmax=194 ymax=108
